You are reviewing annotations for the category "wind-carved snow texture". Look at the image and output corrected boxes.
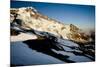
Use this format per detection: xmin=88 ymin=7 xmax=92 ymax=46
xmin=10 ymin=7 xmax=95 ymax=66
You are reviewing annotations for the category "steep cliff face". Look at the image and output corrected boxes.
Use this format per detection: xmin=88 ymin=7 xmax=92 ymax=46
xmin=10 ymin=7 xmax=92 ymax=43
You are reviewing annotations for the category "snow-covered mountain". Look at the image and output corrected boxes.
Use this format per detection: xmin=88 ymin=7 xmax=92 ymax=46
xmin=10 ymin=7 xmax=93 ymax=43
xmin=10 ymin=7 xmax=95 ymax=66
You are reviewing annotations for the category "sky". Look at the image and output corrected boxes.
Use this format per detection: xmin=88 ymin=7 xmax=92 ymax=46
xmin=11 ymin=1 xmax=95 ymax=30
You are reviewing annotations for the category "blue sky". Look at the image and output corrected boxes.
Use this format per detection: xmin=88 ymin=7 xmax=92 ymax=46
xmin=11 ymin=1 xmax=95 ymax=30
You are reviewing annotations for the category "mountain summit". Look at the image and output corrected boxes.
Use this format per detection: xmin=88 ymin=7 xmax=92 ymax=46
xmin=10 ymin=7 xmax=92 ymax=43
xmin=10 ymin=7 xmax=95 ymax=66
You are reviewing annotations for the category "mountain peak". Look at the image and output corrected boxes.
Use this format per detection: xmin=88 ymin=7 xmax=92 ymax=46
xmin=10 ymin=7 xmax=92 ymax=43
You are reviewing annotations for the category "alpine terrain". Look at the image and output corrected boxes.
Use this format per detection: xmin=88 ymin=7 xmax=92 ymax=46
xmin=10 ymin=7 xmax=95 ymax=66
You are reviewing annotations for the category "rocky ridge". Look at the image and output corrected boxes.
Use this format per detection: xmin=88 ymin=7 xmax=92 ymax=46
xmin=10 ymin=7 xmax=95 ymax=66
xmin=10 ymin=7 xmax=93 ymax=43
